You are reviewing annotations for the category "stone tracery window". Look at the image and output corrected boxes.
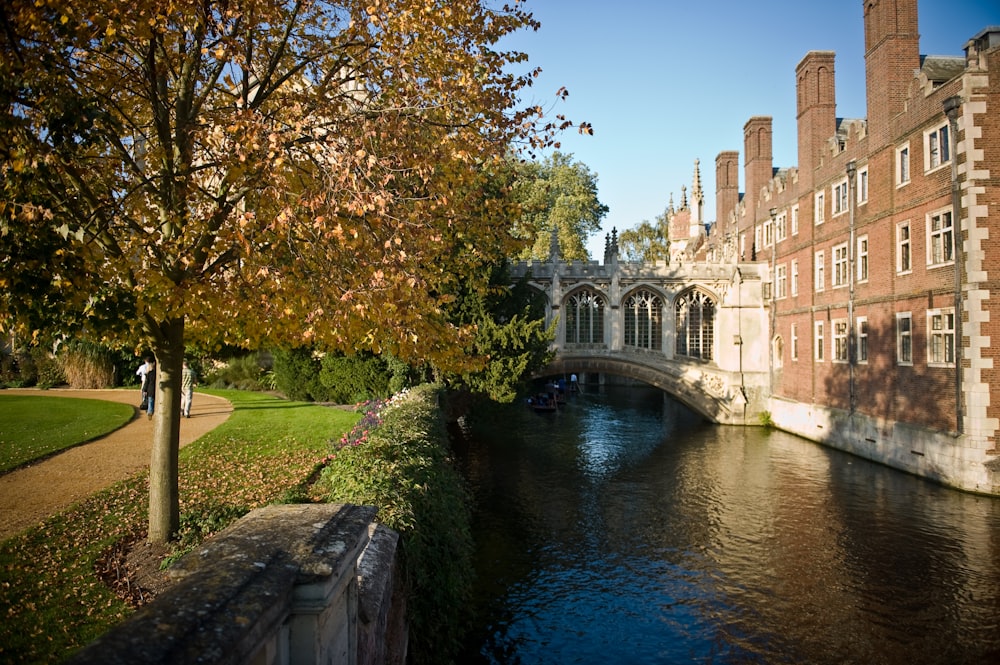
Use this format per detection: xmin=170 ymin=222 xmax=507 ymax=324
xmin=624 ymin=289 xmax=662 ymax=350
xmin=675 ymin=289 xmax=715 ymax=361
xmin=564 ymin=289 xmax=605 ymax=345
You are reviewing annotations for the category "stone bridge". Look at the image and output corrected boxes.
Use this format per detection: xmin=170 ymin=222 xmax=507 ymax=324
xmin=510 ymin=254 xmax=771 ymax=425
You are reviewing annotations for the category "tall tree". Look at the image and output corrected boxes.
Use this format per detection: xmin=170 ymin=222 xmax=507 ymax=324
xmin=0 ymin=0 xmax=583 ymax=542
xmin=511 ymin=151 xmax=608 ymax=261
xmin=619 ymin=211 xmax=670 ymax=262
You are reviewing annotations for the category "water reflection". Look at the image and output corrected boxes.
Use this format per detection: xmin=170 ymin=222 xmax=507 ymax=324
xmin=457 ymin=385 xmax=1000 ymax=664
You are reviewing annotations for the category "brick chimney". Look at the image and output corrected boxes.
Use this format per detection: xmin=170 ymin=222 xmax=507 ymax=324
xmin=715 ymin=150 xmax=740 ymax=235
xmin=796 ymin=51 xmax=837 ymax=189
xmin=863 ymin=0 xmax=919 ymax=149
xmin=743 ymin=116 xmax=773 ymax=229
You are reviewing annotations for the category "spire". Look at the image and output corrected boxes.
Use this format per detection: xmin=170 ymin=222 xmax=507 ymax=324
xmin=681 ymin=185 xmax=688 ymax=209
xmin=549 ymin=225 xmax=561 ymax=261
xmin=691 ymin=158 xmax=704 ymax=224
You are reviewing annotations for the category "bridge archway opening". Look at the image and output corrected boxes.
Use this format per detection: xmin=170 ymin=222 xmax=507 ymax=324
xmin=535 ymin=356 xmax=740 ymax=424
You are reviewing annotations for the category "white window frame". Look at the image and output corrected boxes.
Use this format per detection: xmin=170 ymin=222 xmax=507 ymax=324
xmin=857 ymin=316 xmax=868 ymax=364
xmin=896 ymin=143 xmax=910 ymax=186
xmin=832 ymin=242 xmax=849 ymax=288
xmin=775 ymin=263 xmax=787 ymax=299
xmin=896 ymin=312 xmax=913 ymax=365
xmin=857 ymin=165 xmax=869 ymax=205
xmin=815 ymin=191 xmax=825 ymax=225
xmin=857 ymin=235 xmax=869 ymax=283
xmin=791 ymin=204 xmax=799 ymax=236
xmin=791 ymin=323 xmax=798 ymax=361
xmin=814 ymin=320 xmax=825 ymax=362
xmin=814 ymin=249 xmax=825 ymax=292
xmin=775 ymin=211 xmax=787 ymax=243
xmin=897 ymin=221 xmax=912 ymax=274
xmin=832 ymin=178 xmax=849 ymax=217
xmin=924 ymin=122 xmax=951 ymax=172
xmin=927 ymin=208 xmax=954 ymax=267
xmin=833 ymin=318 xmax=849 ymax=363
xmin=927 ymin=308 xmax=956 ymax=367
xmin=791 ymin=259 xmax=799 ymax=297
xmin=763 ymin=217 xmax=773 ymax=247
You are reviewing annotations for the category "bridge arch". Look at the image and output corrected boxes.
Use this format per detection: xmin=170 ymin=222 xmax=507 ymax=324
xmin=537 ymin=352 xmax=746 ymax=425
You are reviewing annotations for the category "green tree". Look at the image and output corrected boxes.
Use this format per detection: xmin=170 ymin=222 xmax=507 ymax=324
xmin=439 ymin=262 xmax=554 ymax=404
xmin=0 ymin=0 xmax=583 ymax=542
xmin=619 ymin=210 xmax=671 ymax=262
xmin=512 ymin=152 xmax=608 ymax=261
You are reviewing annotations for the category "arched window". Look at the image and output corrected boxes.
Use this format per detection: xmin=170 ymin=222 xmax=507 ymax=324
xmin=675 ymin=289 xmax=715 ymax=360
xmin=624 ymin=289 xmax=662 ymax=350
xmin=565 ymin=289 xmax=605 ymax=345
xmin=773 ymin=336 xmax=784 ymax=369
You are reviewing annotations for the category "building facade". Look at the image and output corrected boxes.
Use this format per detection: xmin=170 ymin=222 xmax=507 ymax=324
xmin=701 ymin=0 xmax=1000 ymax=493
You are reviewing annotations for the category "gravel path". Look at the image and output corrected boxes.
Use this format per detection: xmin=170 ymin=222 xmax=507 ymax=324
xmin=0 ymin=388 xmax=232 ymax=541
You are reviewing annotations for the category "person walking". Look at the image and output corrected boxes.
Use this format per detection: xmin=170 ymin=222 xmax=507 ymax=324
xmin=136 ymin=357 xmax=152 ymax=407
xmin=180 ymin=360 xmax=198 ymax=418
xmin=142 ymin=358 xmax=156 ymax=420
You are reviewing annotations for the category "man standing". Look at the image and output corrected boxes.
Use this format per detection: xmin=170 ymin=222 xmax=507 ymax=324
xmin=180 ymin=360 xmax=198 ymax=418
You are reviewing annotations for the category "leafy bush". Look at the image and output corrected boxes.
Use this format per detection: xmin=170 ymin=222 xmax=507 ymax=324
xmin=319 ymin=385 xmax=473 ymax=665
xmin=318 ymin=353 xmax=393 ymax=404
xmin=203 ymin=353 xmax=269 ymax=391
xmin=271 ymin=347 xmax=329 ymax=401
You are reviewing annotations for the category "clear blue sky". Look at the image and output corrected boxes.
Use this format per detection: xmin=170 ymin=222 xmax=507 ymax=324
xmin=503 ymin=0 xmax=1000 ymax=259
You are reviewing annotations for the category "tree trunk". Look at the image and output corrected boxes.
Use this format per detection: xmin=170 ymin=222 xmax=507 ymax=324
xmin=147 ymin=317 xmax=186 ymax=544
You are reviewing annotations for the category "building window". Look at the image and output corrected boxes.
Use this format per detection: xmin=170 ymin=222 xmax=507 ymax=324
xmin=775 ymin=212 xmax=787 ymax=243
xmin=814 ymin=250 xmax=825 ymax=292
xmin=897 ymin=221 xmax=911 ymax=274
xmin=565 ymin=289 xmax=605 ymax=345
xmin=775 ymin=264 xmax=787 ymax=299
xmin=857 ymin=235 xmax=869 ymax=282
xmin=675 ymin=289 xmax=715 ymax=361
xmin=624 ymin=289 xmax=662 ymax=350
xmin=928 ymin=209 xmax=954 ymax=266
xmin=833 ymin=178 xmax=849 ymax=216
xmin=791 ymin=259 xmax=799 ymax=296
xmin=814 ymin=321 xmax=825 ymax=362
xmin=897 ymin=312 xmax=912 ymax=365
xmin=833 ymin=242 xmax=849 ymax=288
xmin=791 ymin=323 xmax=798 ymax=360
xmin=791 ymin=205 xmax=799 ymax=236
xmin=896 ymin=143 xmax=910 ymax=186
xmin=740 ymin=232 xmax=746 ymax=260
xmin=928 ymin=309 xmax=955 ymax=366
xmin=857 ymin=165 xmax=869 ymax=204
xmin=815 ymin=191 xmax=825 ymax=224
xmin=833 ymin=319 xmax=849 ymax=362
xmin=925 ymin=123 xmax=951 ymax=171
xmin=857 ymin=317 xmax=868 ymax=363
xmin=763 ymin=217 xmax=773 ymax=247
xmin=773 ymin=336 xmax=784 ymax=369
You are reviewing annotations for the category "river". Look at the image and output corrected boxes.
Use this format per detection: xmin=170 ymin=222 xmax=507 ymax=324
xmin=454 ymin=383 xmax=1000 ymax=664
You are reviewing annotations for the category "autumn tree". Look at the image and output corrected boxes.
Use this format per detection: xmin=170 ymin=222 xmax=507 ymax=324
xmin=0 ymin=0 xmax=584 ymax=542
xmin=511 ymin=151 xmax=608 ymax=261
xmin=619 ymin=211 xmax=670 ymax=263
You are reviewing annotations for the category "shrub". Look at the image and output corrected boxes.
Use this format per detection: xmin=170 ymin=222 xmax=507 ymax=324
xmin=59 ymin=341 xmax=117 ymax=389
xmin=203 ymin=353 xmax=269 ymax=391
xmin=318 ymin=353 xmax=392 ymax=404
xmin=271 ymin=347 xmax=329 ymax=402
xmin=319 ymin=385 xmax=473 ymax=665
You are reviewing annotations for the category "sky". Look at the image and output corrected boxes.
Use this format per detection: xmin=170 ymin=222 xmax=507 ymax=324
xmin=501 ymin=0 xmax=1000 ymax=260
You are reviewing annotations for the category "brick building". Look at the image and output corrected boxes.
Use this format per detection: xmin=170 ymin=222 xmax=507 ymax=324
xmin=702 ymin=0 xmax=1000 ymax=493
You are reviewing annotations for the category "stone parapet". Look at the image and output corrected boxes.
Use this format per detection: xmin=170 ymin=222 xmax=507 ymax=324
xmin=67 ymin=504 xmax=405 ymax=665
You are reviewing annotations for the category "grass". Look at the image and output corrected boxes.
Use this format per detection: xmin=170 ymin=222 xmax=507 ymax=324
xmin=0 ymin=389 xmax=359 ymax=664
xmin=0 ymin=395 xmax=134 ymax=472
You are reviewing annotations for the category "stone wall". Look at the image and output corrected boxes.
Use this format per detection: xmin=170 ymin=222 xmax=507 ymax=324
xmin=68 ymin=504 xmax=406 ymax=665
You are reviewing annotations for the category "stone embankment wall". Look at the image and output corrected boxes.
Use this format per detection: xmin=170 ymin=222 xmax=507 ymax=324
xmin=68 ymin=504 xmax=406 ymax=665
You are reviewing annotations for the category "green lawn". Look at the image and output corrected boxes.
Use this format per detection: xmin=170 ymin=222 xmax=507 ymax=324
xmin=0 ymin=389 xmax=359 ymax=663
xmin=0 ymin=395 xmax=135 ymax=472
